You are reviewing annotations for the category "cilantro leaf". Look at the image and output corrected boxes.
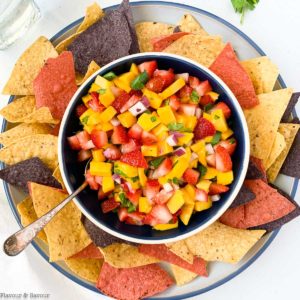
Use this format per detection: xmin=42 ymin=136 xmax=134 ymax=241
xmin=231 ymin=0 xmax=260 ymax=24
xmin=204 ymin=103 xmax=214 ymax=112
xmin=149 ymin=157 xmax=165 ymax=168
xmin=131 ymin=71 xmax=149 ymax=90
xmin=211 ymin=131 xmax=222 ymax=146
xmin=119 ymin=192 xmax=136 ymax=213
xmin=131 ymin=176 xmax=139 ymax=182
xmin=103 ymin=71 xmax=117 ymax=81
xmin=198 ymin=164 xmax=207 ymax=177
xmin=168 ymin=122 xmax=192 ymax=132
xmin=190 ymin=90 xmax=200 ymax=103
xmin=97 ymin=88 xmax=106 ymax=95
xmin=114 ymin=168 xmax=128 ymax=178
xmin=81 ymin=115 xmax=89 ymax=125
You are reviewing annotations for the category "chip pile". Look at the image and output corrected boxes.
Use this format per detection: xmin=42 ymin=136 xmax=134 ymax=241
xmin=0 ymin=0 xmax=299 ymax=299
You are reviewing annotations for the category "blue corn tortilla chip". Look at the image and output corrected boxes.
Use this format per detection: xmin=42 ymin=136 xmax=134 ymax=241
xmin=281 ymin=93 xmax=300 ymax=122
xmin=82 ymin=216 xmax=137 ymax=247
xmin=0 ymin=157 xmax=61 ymax=193
xmin=173 ymin=26 xmax=181 ymax=33
xmin=280 ymin=118 xmax=300 ymax=178
xmin=246 ymin=156 xmax=267 ymax=181
xmin=229 ymin=184 xmax=255 ymax=208
xmin=249 ymin=184 xmax=300 ymax=232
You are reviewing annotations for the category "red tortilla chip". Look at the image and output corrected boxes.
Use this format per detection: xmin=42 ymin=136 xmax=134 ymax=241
xmin=138 ymin=244 xmax=207 ymax=276
xmin=210 ymin=43 xmax=259 ymax=109
xmin=151 ymin=32 xmax=190 ymax=51
xmin=220 ymin=179 xmax=296 ymax=229
xmin=33 ymin=51 xmax=77 ymax=120
xmin=96 ymin=262 xmax=174 ymax=300
xmin=70 ymin=243 xmax=103 ymax=259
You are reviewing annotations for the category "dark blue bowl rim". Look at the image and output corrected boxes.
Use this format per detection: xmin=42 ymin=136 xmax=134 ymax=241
xmin=1 ymin=1 xmax=298 ymax=299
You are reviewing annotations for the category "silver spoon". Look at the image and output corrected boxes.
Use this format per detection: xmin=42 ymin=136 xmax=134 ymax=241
xmin=3 ymin=159 xmax=91 ymax=256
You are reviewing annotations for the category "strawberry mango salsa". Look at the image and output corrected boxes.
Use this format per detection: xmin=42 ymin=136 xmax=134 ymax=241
xmin=68 ymin=60 xmax=237 ymax=230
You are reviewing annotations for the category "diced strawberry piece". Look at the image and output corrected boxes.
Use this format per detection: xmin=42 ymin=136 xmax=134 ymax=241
xmin=199 ymin=94 xmax=214 ymax=106
xmin=153 ymin=190 xmax=174 ymax=205
xmin=103 ymin=146 xmax=121 ymax=160
xmin=85 ymin=170 xmax=99 ymax=190
xmin=76 ymin=104 xmax=88 ymax=117
xmin=95 ymin=176 xmax=103 ymax=185
xmin=128 ymin=124 xmax=143 ymax=141
xmin=143 ymin=179 xmax=160 ymax=202
xmin=179 ymin=85 xmax=193 ymax=99
xmin=111 ymin=125 xmax=129 ymax=144
xmin=153 ymin=69 xmax=175 ymax=88
xmin=91 ymin=129 xmax=108 ymax=148
xmin=77 ymin=149 xmax=92 ymax=162
xmin=125 ymin=212 xmax=145 ymax=225
xmin=188 ymin=76 xmax=201 ymax=89
xmin=120 ymin=94 xmax=142 ymax=113
xmin=120 ymin=150 xmax=148 ymax=168
xmin=206 ymin=154 xmax=216 ymax=167
xmin=215 ymin=145 xmax=232 ymax=172
xmin=112 ymin=91 xmax=131 ymax=113
xmin=88 ymin=92 xmax=105 ymax=112
xmin=101 ymin=198 xmax=120 ymax=213
xmin=194 ymin=117 xmax=216 ymax=140
xmin=212 ymin=102 xmax=231 ymax=119
xmin=68 ymin=135 xmax=81 ymax=150
xmin=209 ymin=183 xmax=229 ymax=195
xmin=76 ymin=131 xmax=95 ymax=150
xmin=121 ymin=138 xmax=140 ymax=154
xmin=84 ymin=140 xmax=96 ymax=150
xmin=142 ymin=131 xmax=158 ymax=145
xmin=182 ymin=168 xmax=200 ymax=185
xmin=195 ymin=189 xmax=208 ymax=201
xmin=152 ymin=158 xmax=172 ymax=179
xmin=169 ymin=95 xmax=181 ymax=111
xmin=98 ymin=188 xmax=110 ymax=200
xmin=217 ymin=138 xmax=237 ymax=156
xmin=178 ymin=103 xmax=197 ymax=116
xmin=126 ymin=189 xmax=142 ymax=206
xmin=195 ymin=80 xmax=212 ymax=96
xmin=150 ymin=204 xmax=173 ymax=224
xmin=145 ymin=77 xmax=165 ymax=93
xmin=143 ymin=214 xmax=159 ymax=226
xmin=118 ymin=207 xmax=128 ymax=221
xmin=110 ymin=85 xmax=122 ymax=97
xmin=138 ymin=60 xmax=157 ymax=77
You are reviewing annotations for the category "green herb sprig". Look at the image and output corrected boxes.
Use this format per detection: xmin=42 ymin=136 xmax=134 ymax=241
xmin=231 ymin=0 xmax=260 ymax=24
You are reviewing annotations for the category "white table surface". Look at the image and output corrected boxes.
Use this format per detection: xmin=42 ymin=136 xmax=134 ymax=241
xmin=0 ymin=0 xmax=299 ymax=299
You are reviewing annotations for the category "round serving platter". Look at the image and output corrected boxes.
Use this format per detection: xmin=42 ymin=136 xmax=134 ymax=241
xmin=1 ymin=1 xmax=298 ymax=299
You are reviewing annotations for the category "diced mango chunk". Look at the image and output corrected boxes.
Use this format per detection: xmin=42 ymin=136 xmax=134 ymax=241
xmin=157 ymin=106 xmax=176 ymax=125
xmin=102 ymin=176 xmax=115 ymax=193
xmin=221 ymin=129 xmax=234 ymax=140
xmin=130 ymin=63 xmax=139 ymax=76
xmin=211 ymin=109 xmax=228 ymax=133
xmin=138 ymin=112 xmax=160 ymax=131
xmin=89 ymin=83 xmax=100 ymax=93
xmin=142 ymin=88 xmax=163 ymax=109
xmin=118 ymin=111 xmax=137 ymax=128
xmin=141 ymin=145 xmax=158 ymax=157
xmin=194 ymin=198 xmax=212 ymax=211
xmin=82 ymin=94 xmax=92 ymax=105
xmin=92 ymin=149 xmax=105 ymax=162
xmin=159 ymin=78 xmax=185 ymax=100
xmin=138 ymin=168 xmax=147 ymax=187
xmin=101 ymin=106 xmax=117 ymax=123
xmin=167 ymin=190 xmax=185 ymax=214
xmin=101 ymin=122 xmax=114 ymax=131
xmin=183 ymin=184 xmax=196 ymax=202
xmin=139 ymin=197 xmax=152 ymax=213
xmin=158 ymin=140 xmax=173 ymax=156
xmin=153 ymin=222 xmax=178 ymax=231
xmin=180 ymin=203 xmax=195 ymax=225
xmin=152 ymin=123 xmax=169 ymax=141
xmin=217 ymin=171 xmax=234 ymax=185
xmin=177 ymin=132 xmax=194 ymax=146
xmin=114 ymin=161 xmax=138 ymax=177
xmin=196 ymin=180 xmax=212 ymax=192
xmin=90 ymin=161 xmax=112 ymax=176
xmin=202 ymin=167 xmax=218 ymax=179
xmin=206 ymin=91 xmax=219 ymax=101
xmin=126 ymin=177 xmax=140 ymax=190
xmin=113 ymin=72 xmax=136 ymax=93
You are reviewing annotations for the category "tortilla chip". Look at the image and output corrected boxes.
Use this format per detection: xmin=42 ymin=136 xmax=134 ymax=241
xmin=246 ymin=156 xmax=267 ymax=182
xmin=97 ymin=262 xmax=174 ymax=299
xmin=52 ymin=165 xmax=65 ymax=189
xmin=265 ymin=132 xmax=286 ymax=169
xmin=100 ymin=243 xmax=159 ymax=268
xmin=16 ymin=197 xmax=47 ymax=243
xmin=70 ymin=243 xmax=103 ymax=259
xmin=0 ymin=134 xmax=58 ymax=171
xmin=210 ymin=43 xmax=259 ymax=109
xmin=76 ymin=2 xmax=104 ymax=33
xmin=0 ymin=157 xmax=61 ymax=192
xmin=267 ymin=123 xmax=300 ymax=182
xmin=281 ymin=92 xmax=300 ymax=122
xmin=171 ymin=264 xmax=198 ymax=286
xmin=65 ymin=258 xmax=103 ymax=283
xmin=243 ymin=88 xmax=292 ymax=161
xmin=30 ymin=182 xmax=91 ymax=261
xmin=220 ymin=179 xmax=296 ymax=229
xmin=163 ymin=35 xmax=224 ymax=68
xmin=241 ymin=56 xmax=279 ymax=94
xmin=55 ymin=32 xmax=81 ymax=54
xmin=138 ymin=244 xmax=207 ymax=276
xmin=76 ymin=60 xmax=100 ymax=86
xmin=152 ymin=32 xmax=190 ymax=52
xmin=135 ymin=21 xmax=174 ymax=52
xmin=229 ymin=184 xmax=255 ymax=208
xmin=2 ymin=36 xmax=58 ymax=95
xmin=165 ymin=240 xmax=194 ymax=263
xmin=0 ymin=96 xmax=59 ymax=124
xmin=177 ymin=14 xmax=208 ymax=36
xmin=0 ymin=123 xmax=52 ymax=147
xmin=34 ymin=51 xmax=77 ymax=120
xmin=184 ymin=221 xmax=265 ymax=264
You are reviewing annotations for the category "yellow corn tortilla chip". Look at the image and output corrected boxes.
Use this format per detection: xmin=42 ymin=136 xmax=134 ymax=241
xmin=0 ymin=96 xmax=59 ymax=124
xmin=171 ymin=264 xmax=198 ymax=286
xmin=31 ymin=183 xmax=92 ymax=261
xmin=2 ymin=36 xmax=58 ymax=95
xmin=265 ymin=132 xmax=286 ymax=170
xmin=0 ymin=134 xmax=58 ymax=171
xmin=100 ymin=243 xmax=159 ymax=268
xmin=163 ymin=35 xmax=224 ymax=67
xmin=178 ymin=14 xmax=208 ymax=36
xmin=76 ymin=60 xmax=100 ymax=86
xmin=65 ymin=258 xmax=103 ymax=283
xmin=135 ymin=22 xmax=174 ymax=52
xmin=241 ymin=56 xmax=279 ymax=94
xmin=76 ymin=2 xmax=104 ymax=33
xmin=55 ymin=32 xmax=81 ymax=54
xmin=267 ymin=123 xmax=300 ymax=182
xmin=165 ymin=240 xmax=194 ymax=264
xmin=52 ymin=165 xmax=65 ymax=190
xmin=16 ymin=197 xmax=47 ymax=243
xmin=184 ymin=221 xmax=265 ymax=264
xmin=0 ymin=123 xmax=52 ymax=147
xmin=243 ymin=88 xmax=292 ymax=161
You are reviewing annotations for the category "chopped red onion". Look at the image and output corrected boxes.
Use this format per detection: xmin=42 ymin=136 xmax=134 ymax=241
xmin=125 ymin=181 xmax=135 ymax=193
xmin=175 ymin=73 xmax=189 ymax=82
xmin=195 ymin=107 xmax=202 ymax=118
xmin=170 ymin=131 xmax=184 ymax=139
xmin=129 ymin=101 xmax=147 ymax=116
xmin=110 ymin=117 xmax=120 ymax=126
xmin=205 ymin=143 xmax=215 ymax=155
xmin=112 ymin=174 xmax=121 ymax=184
xmin=166 ymin=134 xmax=178 ymax=146
xmin=140 ymin=96 xmax=150 ymax=108
xmin=163 ymin=183 xmax=173 ymax=193
xmin=174 ymin=147 xmax=186 ymax=156
xmin=211 ymin=194 xmax=221 ymax=202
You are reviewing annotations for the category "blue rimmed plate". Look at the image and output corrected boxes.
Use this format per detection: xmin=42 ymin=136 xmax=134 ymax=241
xmin=1 ymin=1 xmax=298 ymax=299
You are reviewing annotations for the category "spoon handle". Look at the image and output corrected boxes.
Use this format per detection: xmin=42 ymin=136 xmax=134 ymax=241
xmin=3 ymin=181 xmax=88 ymax=256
